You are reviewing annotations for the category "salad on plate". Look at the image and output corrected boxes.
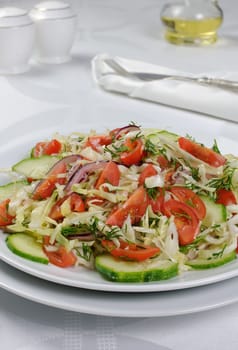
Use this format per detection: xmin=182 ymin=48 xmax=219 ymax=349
xmin=0 ymin=123 xmax=238 ymax=283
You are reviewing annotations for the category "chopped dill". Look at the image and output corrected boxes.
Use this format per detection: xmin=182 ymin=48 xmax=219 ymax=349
xmin=75 ymin=243 xmax=93 ymax=262
xmin=104 ymin=227 xmax=122 ymax=240
xmin=104 ymin=143 xmax=128 ymax=157
xmin=212 ymin=139 xmax=221 ymax=154
xmin=145 ymin=186 xmax=158 ymax=200
xmin=207 ymin=166 xmax=234 ymax=191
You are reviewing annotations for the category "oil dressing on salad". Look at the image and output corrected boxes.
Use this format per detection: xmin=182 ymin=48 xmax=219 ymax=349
xmin=0 ymin=123 xmax=238 ymax=283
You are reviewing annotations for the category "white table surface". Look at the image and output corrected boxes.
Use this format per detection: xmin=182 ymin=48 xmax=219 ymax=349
xmin=1 ymin=0 xmax=238 ymax=349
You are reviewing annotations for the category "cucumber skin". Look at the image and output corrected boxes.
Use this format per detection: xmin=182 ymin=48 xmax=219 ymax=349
xmin=6 ymin=234 xmax=49 ymax=265
xmin=12 ymin=155 xmax=59 ymax=179
xmin=199 ymin=195 xmax=227 ymax=227
xmin=95 ymin=255 xmax=178 ymax=283
xmin=0 ymin=181 xmax=27 ymax=201
xmin=187 ymin=251 xmax=236 ymax=270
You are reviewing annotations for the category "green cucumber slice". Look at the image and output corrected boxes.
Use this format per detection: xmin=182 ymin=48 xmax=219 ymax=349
xmin=6 ymin=233 xmax=49 ymax=264
xmin=12 ymin=155 xmax=59 ymax=179
xmin=95 ymin=255 xmax=178 ymax=282
xmin=146 ymin=130 xmax=179 ymax=146
xmin=187 ymin=250 xmax=236 ymax=269
xmin=0 ymin=181 xmax=27 ymax=201
xmin=200 ymin=195 xmax=227 ymax=227
xmin=157 ymin=130 xmax=179 ymax=142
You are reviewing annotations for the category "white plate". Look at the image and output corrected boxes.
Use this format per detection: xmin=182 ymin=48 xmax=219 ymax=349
xmin=1 ymin=259 xmax=238 ymax=317
xmin=1 ymin=108 xmax=238 ymax=293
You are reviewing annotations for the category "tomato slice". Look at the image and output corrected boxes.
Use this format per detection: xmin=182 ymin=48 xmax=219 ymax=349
xmin=157 ymin=155 xmax=170 ymax=170
xmin=95 ymin=161 xmax=120 ymax=189
xmin=178 ymin=137 xmax=226 ymax=168
xmin=49 ymin=193 xmax=85 ymax=221
xmin=163 ymin=199 xmax=200 ymax=246
xmin=0 ymin=199 xmax=15 ymax=226
xmin=33 ymin=139 xmax=62 ymax=157
xmin=170 ymin=186 xmax=206 ymax=220
xmin=85 ymin=135 xmax=112 ymax=152
xmin=43 ymin=245 xmax=77 ymax=268
xmin=216 ymin=188 xmax=237 ymax=206
xmin=138 ymin=164 xmax=157 ymax=185
xmin=70 ymin=192 xmax=85 ymax=212
xmin=149 ymin=188 xmax=165 ymax=214
xmin=106 ymin=186 xmax=149 ymax=227
xmin=32 ymin=161 xmax=67 ymax=200
xmin=102 ymin=239 xmax=160 ymax=262
xmin=120 ymin=138 xmax=144 ymax=166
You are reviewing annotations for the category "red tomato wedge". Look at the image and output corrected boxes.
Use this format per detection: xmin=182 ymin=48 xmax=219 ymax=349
xmin=178 ymin=137 xmax=226 ymax=168
xmin=170 ymin=186 xmax=206 ymax=220
xmin=138 ymin=164 xmax=157 ymax=185
xmin=216 ymin=188 xmax=237 ymax=206
xmin=163 ymin=199 xmax=200 ymax=246
xmin=33 ymin=139 xmax=62 ymax=157
xmin=43 ymin=245 xmax=77 ymax=268
xmin=120 ymin=138 xmax=144 ymax=166
xmin=0 ymin=199 xmax=15 ymax=226
xmin=106 ymin=186 xmax=149 ymax=227
xmin=102 ymin=239 xmax=160 ymax=262
xmin=157 ymin=155 xmax=170 ymax=169
xmin=49 ymin=193 xmax=85 ymax=221
xmin=32 ymin=161 xmax=67 ymax=200
xmin=149 ymin=188 xmax=165 ymax=214
xmin=95 ymin=161 xmax=120 ymax=189
xmin=85 ymin=135 xmax=112 ymax=151
xmin=70 ymin=192 xmax=85 ymax=212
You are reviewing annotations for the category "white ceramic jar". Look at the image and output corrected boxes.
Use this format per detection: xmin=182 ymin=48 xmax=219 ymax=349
xmin=0 ymin=7 xmax=34 ymax=74
xmin=30 ymin=1 xmax=77 ymax=64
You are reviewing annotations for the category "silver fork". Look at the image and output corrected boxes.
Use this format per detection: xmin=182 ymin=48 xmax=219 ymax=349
xmin=104 ymin=58 xmax=238 ymax=92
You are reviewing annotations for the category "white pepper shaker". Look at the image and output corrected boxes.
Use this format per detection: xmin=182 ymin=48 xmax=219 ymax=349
xmin=0 ymin=7 xmax=34 ymax=74
xmin=30 ymin=1 xmax=77 ymax=64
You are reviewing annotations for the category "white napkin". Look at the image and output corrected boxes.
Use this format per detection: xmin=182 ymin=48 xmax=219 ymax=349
xmin=92 ymin=54 xmax=238 ymax=123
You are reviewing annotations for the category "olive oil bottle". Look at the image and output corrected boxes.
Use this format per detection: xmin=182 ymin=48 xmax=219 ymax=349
xmin=160 ymin=0 xmax=223 ymax=45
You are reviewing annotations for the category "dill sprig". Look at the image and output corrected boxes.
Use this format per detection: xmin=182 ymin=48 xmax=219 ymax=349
xmin=75 ymin=243 xmax=93 ymax=262
xmin=145 ymin=186 xmax=158 ymax=200
xmin=144 ymin=139 xmax=167 ymax=157
xmin=212 ymin=139 xmax=221 ymax=154
xmin=207 ymin=166 xmax=234 ymax=191
xmin=104 ymin=227 xmax=122 ymax=240
xmin=104 ymin=143 xmax=128 ymax=157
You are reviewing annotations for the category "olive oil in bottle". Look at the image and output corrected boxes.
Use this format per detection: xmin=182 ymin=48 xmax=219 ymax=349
xmin=160 ymin=1 xmax=223 ymax=45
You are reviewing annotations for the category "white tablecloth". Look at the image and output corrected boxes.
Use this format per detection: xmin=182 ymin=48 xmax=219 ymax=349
xmin=1 ymin=0 xmax=238 ymax=349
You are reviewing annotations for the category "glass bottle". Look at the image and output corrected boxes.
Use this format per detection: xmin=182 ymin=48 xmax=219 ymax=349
xmin=160 ymin=0 xmax=223 ymax=45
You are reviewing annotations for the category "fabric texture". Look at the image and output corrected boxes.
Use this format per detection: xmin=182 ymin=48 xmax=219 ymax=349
xmin=92 ymin=54 xmax=238 ymax=123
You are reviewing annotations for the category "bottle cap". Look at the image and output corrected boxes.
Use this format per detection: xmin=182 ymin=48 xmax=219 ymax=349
xmin=30 ymin=1 xmax=75 ymax=20
xmin=0 ymin=7 xmax=33 ymax=27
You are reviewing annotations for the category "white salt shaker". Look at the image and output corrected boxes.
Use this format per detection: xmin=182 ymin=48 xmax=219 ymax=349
xmin=30 ymin=1 xmax=77 ymax=64
xmin=0 ymin=7 xmax=34 ymax=74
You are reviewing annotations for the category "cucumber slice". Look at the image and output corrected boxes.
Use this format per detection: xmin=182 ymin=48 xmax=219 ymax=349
xmin=157 ymin=130 xmax=179 ymax=142
xmin=6 ymin=233 xmax=49 ymax=264
xmin=146 ymin=130 xmax=179 ymax=145
xmin=12 ymin=155 xmax=59 ymax=179
xmin=0 ymin=181 xmax=26 ymax=201
xmin=200 ymin=195 xmax=227 ymax=227
xmin=186 ymin=250 xmax=236 ymax=269
xmin=95 ymin=255 xmax=178 ymax=282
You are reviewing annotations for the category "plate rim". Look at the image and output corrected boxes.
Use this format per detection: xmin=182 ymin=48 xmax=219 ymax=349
xmin=1 ymin=259 xmax=238 ymax=317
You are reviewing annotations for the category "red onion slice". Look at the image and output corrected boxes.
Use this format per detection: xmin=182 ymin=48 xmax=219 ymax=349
xmin=64 ymin=161 xmax=108 ymax=193
xmin=33 ymin=154 xmax=81 ymax=196
xmin=114 ymin=125 xmax=140 ymax=139
xmin=48 ymin=154 xmax=81 ymax=176
xmin=67 ymin=233 xmax=95 ymax=241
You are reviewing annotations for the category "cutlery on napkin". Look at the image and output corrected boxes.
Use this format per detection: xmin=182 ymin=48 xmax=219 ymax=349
xmin=92 ymin=54 xmax=238 ymax=123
